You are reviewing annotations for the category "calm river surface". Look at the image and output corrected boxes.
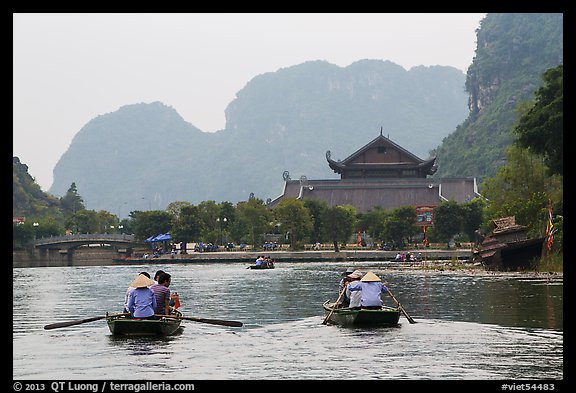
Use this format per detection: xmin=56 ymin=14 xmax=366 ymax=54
xmin=13 ymin=261 xmax=563 ymax=381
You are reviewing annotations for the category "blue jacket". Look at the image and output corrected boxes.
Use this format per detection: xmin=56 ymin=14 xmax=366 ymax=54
xmin=127 ymin=287 xmax=157 ymax=318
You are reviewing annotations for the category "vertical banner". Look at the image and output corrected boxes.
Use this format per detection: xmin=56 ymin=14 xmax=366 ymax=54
xmin=545 ymin=199 xmax=554 ymax=255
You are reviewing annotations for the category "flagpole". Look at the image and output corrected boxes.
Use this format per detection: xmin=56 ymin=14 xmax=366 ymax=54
xmin=545 ymin=199 xmax=554 ymax=276
xmin=423 ymin=225 xmax=428 ymax=269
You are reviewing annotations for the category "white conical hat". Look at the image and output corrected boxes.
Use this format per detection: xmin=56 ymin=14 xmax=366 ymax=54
xmin=130 ymin=274 xmax=155 ymax=288
xmin=360 ymin=271 xmax=381 ymax=282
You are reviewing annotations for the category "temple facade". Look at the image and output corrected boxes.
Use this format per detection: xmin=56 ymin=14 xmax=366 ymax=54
xmin=268 ymin=132 xmax=480 ymax=213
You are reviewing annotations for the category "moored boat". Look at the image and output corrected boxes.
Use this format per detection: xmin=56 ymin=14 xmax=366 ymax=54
xmin=474 ymin=216 xmax=545 ymax=271
xmin=322 ymin=300 xmax=400 ymax=327
xmin=106 ymin=309 xmax=183 ymax=336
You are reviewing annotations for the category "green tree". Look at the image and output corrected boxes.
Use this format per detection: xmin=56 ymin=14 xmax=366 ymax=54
xmin=513 ymin=64 xmax=563 ymax=176
xmin=196 ymin=200 xmax=221 ymax=243
xmin=379 ymin=206 xmax=418 ymax=248
xmin=60 ymin=182 xmax=85 ymax=214
xmin=460 ymin=198 xmax=486 ymax=241
xmin=358 ymin=206 xmax=387 ymax=244
xmin=433 ymin=201 xmax=464 ymax=246
xmin=218 ymin=201 xmax=236 ymax=245
xmin=481 ymin=145 xmax=560 ymax=234
xmin=235 ymin=198 xmax=271 ymax=247
xmin=69 ymin=210 xmax=99 ymax=234
xmin=321 ymin=205 xmax=357 ymax=252
xmin=131 ymin=210 xmax=173 ymax=242
xmin=165 ymin=201 xmax=192 ymax=219
xmin=303 ymin=199 xmax=329 ymax=244
xmin=273 ymin=198 xmax=313 ymax=250
xmin=170 ymin=204 xmax=204 ymax=248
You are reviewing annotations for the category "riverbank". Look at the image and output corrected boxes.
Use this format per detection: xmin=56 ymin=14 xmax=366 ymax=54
xmin=12 ymin=248 xmax=563 ymax=278
xmin=13 ymin=247 xmax=473 ymax=268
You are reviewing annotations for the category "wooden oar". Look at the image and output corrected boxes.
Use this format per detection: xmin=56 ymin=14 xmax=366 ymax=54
xmin=386 ymin=288 xmax=416 ymax=324
xmin=157 ymin=314 xmax=243 ymax=327
xmin=44 ymin=313 xmax=129 ymax=330
xmin=322 ymin=286 xmax=347 ymax=325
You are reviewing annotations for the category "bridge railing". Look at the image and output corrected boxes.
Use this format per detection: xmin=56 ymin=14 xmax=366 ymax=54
xmin=34 ymin=233 xmax=136 ymax=246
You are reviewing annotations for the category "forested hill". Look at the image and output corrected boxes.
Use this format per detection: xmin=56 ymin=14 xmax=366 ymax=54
xmin=433 ymin=13 xmax=563 ymax=183
xmin=49 ymin=60 xmax=469 ymax=213
xmin=13 ymin=157 xmax=61 ymax=218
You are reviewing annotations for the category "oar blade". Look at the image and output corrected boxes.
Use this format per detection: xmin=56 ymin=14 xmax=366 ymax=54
xmin=191 ymin=317 xmax=243 ymax=327
xmin=160 ymin=315 xmax=243 ymax=327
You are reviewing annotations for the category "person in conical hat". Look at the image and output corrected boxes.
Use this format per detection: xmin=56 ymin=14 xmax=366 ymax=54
xmin=359 ymin=271 xmax=389 ymax=309
xmin=123 ymin=271 xmax=151 ymax=313
xmin=126 ymin=273 xmax=158 ymax=319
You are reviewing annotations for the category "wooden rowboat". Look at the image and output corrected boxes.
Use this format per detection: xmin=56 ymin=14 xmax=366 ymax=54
xmin=247 ymin=263 xmax=275 ymax=269
xmin=322 ymin=300 xmax=400 ymax=327
xmin=106 ymin=310 xmax=183 ymax=336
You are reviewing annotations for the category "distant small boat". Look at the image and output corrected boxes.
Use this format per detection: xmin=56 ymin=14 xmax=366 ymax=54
xmin=322 ymin=301 xmax=400 ymax=327
xmin=106 ymin=310 xmax=182 ymax=336
xmin=247 ymin=262 xmax=275 ymax=269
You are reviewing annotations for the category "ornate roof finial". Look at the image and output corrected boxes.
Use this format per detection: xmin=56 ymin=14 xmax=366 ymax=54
xmin=380 ymin=126 xmax=383 ymax=136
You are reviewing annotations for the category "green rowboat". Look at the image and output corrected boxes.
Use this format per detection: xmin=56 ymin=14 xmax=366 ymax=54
xmin=322 ymin=300 xmax=401 ymax=327
xmin=106 ymin=310 xmax=183 ymax=336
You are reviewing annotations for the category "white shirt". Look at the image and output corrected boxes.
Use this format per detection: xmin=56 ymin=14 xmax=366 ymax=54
xmin=346 ymin=280 xmax=363 ymax=308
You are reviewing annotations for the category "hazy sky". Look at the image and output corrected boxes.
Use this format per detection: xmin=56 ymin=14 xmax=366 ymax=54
xmin=13 ymin=13 xmax=486 ymax=192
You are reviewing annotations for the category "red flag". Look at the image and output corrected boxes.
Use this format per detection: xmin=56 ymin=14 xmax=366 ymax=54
xmin=545 ymin=199 xmax=554 ymax=254
xmin=423 ymin=225 xmax=429 ymax=247
xmin=357 ymin=231 xmax=362 ymax=246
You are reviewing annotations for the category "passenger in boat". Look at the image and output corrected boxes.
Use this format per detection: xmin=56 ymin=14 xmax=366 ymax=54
xmin=338 ymin=267 xmax=355 ymax=307
xmin=126 ymin=274 xmax=158 ymax=320
xmin=153 ymin=270 xmax=165 ymax=285
xmin=345 ymin=270 xmax=364 ymax=310
xmin=151 ymin=272 xmax=172 ymax=316
xmin=255 ymin=256 xmax=265 ymax=266
xmin=123 ymin=271 xmax=151 ymax=313
xmin=358 ymin=271 xmax=389 ymax=310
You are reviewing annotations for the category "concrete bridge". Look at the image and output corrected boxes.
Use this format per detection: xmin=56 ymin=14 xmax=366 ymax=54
xmin=34 ymin=233 xmax=138 ymax=251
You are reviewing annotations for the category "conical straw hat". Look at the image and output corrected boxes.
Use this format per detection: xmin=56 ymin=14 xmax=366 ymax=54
xmin=360 ymin=271 xmax=381 ymax=282
xmin=131 ymin=274 xmax=155 ymax=288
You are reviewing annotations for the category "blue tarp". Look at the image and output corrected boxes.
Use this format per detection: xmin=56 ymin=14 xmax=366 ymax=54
xmin=144 ymin=235 xmax=156 ymax=243
xmin=152 ymin=233 xmax=171 ymax=242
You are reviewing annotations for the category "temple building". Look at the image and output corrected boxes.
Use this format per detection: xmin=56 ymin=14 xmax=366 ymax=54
xmin=268 ymin=131 xmax=481 ymax=214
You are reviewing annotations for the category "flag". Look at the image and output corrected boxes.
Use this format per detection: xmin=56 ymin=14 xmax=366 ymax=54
xmin=545 ymin=199 xmax=554 ymax=254
xmin=423 ymin=225 xmax=429 ymax=247
xmin=357 ymin=231 xmax=362 ymax=246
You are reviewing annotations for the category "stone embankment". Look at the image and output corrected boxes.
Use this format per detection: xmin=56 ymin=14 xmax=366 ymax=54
xmin=13 ymin=247 xmax=472 ymax=268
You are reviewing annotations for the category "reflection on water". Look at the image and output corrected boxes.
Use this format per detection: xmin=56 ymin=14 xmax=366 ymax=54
xmin=13 ymin=262 xmax=563 ymax=380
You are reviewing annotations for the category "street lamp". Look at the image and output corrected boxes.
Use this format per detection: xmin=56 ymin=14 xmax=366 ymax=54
xmin=33 ymin=222 xmax=39 ymax=240
xmin=217 ymin=217 xmax=228 ymax=245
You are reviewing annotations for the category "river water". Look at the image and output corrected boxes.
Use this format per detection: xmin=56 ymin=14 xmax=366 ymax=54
xmin=13 ymin=261 xmax=563 ymax=381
